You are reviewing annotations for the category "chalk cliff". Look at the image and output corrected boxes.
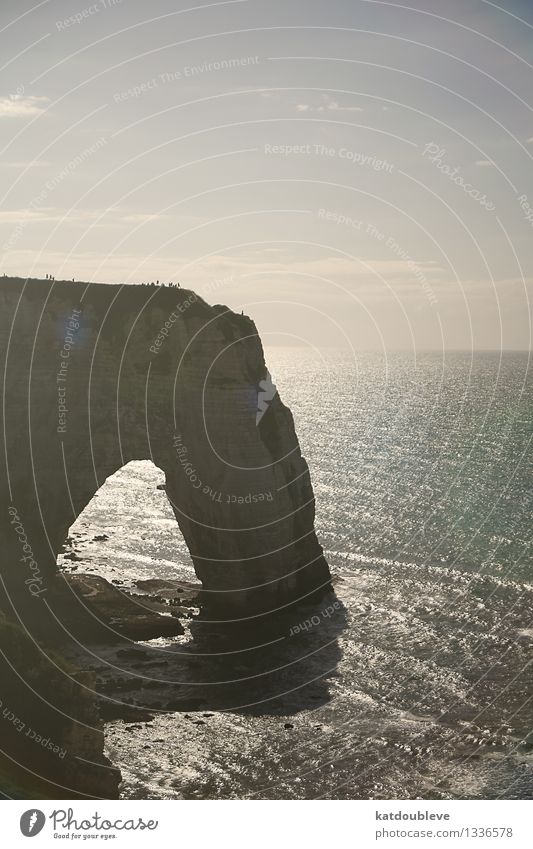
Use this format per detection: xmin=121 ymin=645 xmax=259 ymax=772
xmin=1 ymin=276 xmax=331 ymax=625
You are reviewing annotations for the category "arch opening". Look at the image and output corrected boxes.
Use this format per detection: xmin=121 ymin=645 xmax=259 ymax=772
xmin=57 ymin=460 xmax=197 ymax=588
xmin=54 ymin=460 xmax=201 ymax=642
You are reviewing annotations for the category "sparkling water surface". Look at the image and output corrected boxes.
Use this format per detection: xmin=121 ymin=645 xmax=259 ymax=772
xmin=60 ymin=350 xmax=533 ymax=800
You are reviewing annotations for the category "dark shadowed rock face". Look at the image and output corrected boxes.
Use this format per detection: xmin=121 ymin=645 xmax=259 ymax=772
xmin=0 ymin=613 xmax=120 ymax=799
xmin=1 ymin=277 xmax=330 ymax=623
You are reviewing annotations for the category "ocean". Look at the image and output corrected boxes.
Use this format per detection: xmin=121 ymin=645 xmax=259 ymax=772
xmin=59 ymin=349 xmax=533 ymax=800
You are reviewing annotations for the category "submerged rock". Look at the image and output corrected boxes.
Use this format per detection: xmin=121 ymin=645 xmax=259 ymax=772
xmin=62 ymin=574 xmax=185 ymax=640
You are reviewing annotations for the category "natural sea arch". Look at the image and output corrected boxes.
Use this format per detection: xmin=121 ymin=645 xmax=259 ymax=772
xmin=2 ymin=277 xmax=330 ymax=627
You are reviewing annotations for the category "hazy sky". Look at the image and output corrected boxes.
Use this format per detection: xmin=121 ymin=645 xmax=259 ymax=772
xmin=1 ymin=0 xmax=532 ymax=349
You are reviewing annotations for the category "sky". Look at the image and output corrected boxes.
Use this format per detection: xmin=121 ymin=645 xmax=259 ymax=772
xmin=1 ymin=0 xmax=533 ymax=350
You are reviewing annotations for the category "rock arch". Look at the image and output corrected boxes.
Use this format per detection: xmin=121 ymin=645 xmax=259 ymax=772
xmin=1 ymin=278 xmax=331 ymax=630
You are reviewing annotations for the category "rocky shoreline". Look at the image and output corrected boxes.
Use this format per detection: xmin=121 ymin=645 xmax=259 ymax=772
xmin=0 ymin=566 xmax=344 ymax=798
xmin=4 ymin=553 xmax=531 ymax=799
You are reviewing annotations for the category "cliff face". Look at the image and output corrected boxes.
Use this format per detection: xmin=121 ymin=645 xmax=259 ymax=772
xmin=1 ymin=277 xmax=330 ymax=622
xmin=0 ymin=613 xmax=120 ymax=798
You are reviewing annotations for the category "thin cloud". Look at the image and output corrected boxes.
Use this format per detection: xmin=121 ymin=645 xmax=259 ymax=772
xmin=0 ymin=208 xmax=113 ymax=224
xmin=326 ymin=99 xmax=363 ymax=113
xmin=296 ymin=94 xmax=363 ymax=113
xmin=0 ymin=94 xmax=49 ymax=117
xmin=0 ymin=209 xmax=48 ymax=223
xmin=120 ymin=212 xmax=172 ymax=223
